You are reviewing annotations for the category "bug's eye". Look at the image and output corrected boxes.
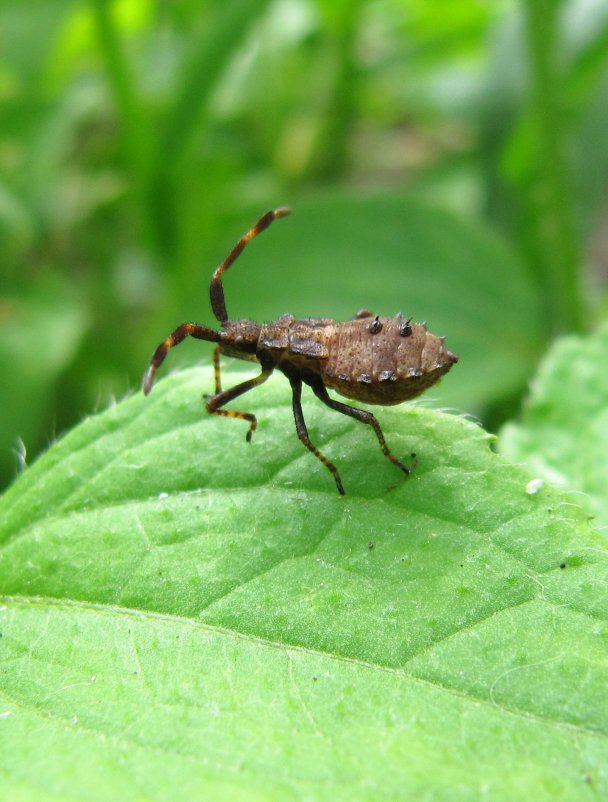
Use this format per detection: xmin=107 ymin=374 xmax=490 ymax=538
xmin=369 ymin=316 xmax=383 ymax=335
xmin=399 ymin=320 xmax=412 ymax=337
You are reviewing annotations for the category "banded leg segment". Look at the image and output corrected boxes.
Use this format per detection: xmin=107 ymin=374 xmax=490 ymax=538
xmin=290 ymin=377 xmax=345 ymax=495
xmin=308 ymin=376 xmax=411 ymax=479
xmin=212 ymin=346 xmax=223 ymax=394
xmin=143 ymin=323 xmax=220 ymax=395
xmin=210 ymin=207 xmax=291 ymax=324
xmin=206 ymin=366 xmax=274 ymax=442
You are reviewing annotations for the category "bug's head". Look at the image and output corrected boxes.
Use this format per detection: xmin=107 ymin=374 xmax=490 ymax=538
xmin=218 ymin=319 xmax=263 ymax=362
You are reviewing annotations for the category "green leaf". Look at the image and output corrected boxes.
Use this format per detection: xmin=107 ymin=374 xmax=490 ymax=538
xmin=500 ymin=323 xmax=608 ymax=529
xmin=1 ymin=367 xmax=607 ymax=800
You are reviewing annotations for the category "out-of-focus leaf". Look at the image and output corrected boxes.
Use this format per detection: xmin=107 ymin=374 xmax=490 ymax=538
xmin=0 ymin=0 xmax=78 ymax=79
xmin=500 ymin=323 xmax=608 ymax=529
xmin=0 ymin=367 xmax=606 ymax=799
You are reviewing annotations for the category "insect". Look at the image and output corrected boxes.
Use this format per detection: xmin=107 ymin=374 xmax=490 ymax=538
xmin=143 ymin=208 xmax=458 ymax=495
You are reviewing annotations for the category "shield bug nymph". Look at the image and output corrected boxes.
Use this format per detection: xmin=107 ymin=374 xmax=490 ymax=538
xmin=143 ymin=208 xmax=458 ymax=494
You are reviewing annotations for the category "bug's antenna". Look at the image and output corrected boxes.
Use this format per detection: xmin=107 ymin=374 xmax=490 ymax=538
xmin=142 ymin=322 xmax=221 ymax=395
xmin=210 ymin=207 xmax=291 ymax=324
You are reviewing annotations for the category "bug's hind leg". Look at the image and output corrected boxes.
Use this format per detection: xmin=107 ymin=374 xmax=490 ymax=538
xmin=289 ymin=377 xmax=345 ymax=495
xmin=308 ymin=376 xmax=412 ymax=480
xmin=206 ymin=364 xmax=274 ymax=442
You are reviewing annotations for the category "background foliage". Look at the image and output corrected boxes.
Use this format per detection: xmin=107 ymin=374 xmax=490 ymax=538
xmin=2 ymin=1 xmax=608 ymax=798
xmin=2 ymin=0 xmax=608 ymax=487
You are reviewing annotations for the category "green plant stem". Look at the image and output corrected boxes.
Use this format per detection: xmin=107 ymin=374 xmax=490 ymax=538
xmin=524 ymin=0 xmax=584 ymax=334
xmin=311 ymin=0 xmax=364 ymax=180
xmin=161 ymin=0 xmax=271 ymax=163
xmin=90 ymin=0 xmax=159 ymax=257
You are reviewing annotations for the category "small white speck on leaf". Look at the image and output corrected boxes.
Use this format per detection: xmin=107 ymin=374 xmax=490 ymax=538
xmin=526 ymin=478 xmax=545 ymax=495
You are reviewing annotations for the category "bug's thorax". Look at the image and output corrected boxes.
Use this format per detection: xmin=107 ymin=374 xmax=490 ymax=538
xmin=257 ymin=314 xmax=337 ymax=364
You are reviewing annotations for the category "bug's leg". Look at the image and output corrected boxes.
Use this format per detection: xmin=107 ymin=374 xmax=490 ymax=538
xmin=206 ymin=366 xmax=274 ymax=442
xmin=289 ymin=377 xmax=345 ymax=496
xmin=212 ymin=346 xmax=223 ymax=394
xmin=143 ymin=323 xmax=220 ymax=395
xmin=308 ymin=377 xmax=411 ymax=479
xmin=210 ymin=207 xmax=291 ymax=324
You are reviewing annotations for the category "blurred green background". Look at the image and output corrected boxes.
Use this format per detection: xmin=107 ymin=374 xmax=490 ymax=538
xmin=1 ymin=0 xmax=608 ymax=491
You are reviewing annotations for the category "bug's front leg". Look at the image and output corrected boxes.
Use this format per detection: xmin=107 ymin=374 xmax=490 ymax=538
xmin=308 ymin=376 xmax=412 ymax=481
xmin=289 ymin=377 xmax=345 ymax=496
xmin=206 ymin=365 xmax=273 ymax=442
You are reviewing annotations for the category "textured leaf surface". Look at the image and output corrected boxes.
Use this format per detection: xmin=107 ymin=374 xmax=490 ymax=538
xmin=500 ymin=324 xmax=608 ymax=529
xmin=1 ymin=367 xmax=607 ymax=800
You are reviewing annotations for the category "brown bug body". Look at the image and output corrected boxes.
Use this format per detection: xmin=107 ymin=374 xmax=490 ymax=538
xmin=143 ymin=208 xmax=458 ymax=495
xmin=251 ymin=313 xmax=454 ymax=404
